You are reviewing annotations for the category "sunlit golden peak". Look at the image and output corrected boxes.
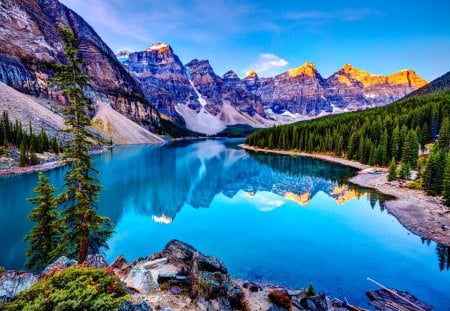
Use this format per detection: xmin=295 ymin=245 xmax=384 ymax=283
xmin=146 ymin=42 xmax=170 ymax=52
xmin=287 ymin=62 xmax=317 ymax=77
xmin=246 ymin=70 xmax=258 ymax=78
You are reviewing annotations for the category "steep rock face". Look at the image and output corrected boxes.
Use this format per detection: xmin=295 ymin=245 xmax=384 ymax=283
xmin=325 ymin=64 xmax=428 ymax=110
xmin=121 ymin=47 xmax=270 ymax=135
xmin=122 ymin=43 xmax=199 ymax=119
xmin=248 ymin=62 xmax=331 ymax=115
xmin=0 ymin=0 xmax=160 ymax=134
xmin=186 ymin=60 xmax=265 ymax=117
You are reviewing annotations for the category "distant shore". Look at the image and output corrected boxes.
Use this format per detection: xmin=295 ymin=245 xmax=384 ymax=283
xmin=0 ymin=147 xmax=110 ymax=178
xmin=240 ymin=144 xmax=450 ymax=246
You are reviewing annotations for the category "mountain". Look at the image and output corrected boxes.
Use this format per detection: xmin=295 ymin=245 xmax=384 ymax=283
xmin=0 ymin=0 xmax=162 ymax=144
xmin=119 ymin=45 xmax=427 ymax=135
xmin=406 ymin=71 xmax=450 ymax=97
xmin=119 ymin=44 xmax=271 ymax=135
xmin=243 ymin=62 xmax=427 ymax=120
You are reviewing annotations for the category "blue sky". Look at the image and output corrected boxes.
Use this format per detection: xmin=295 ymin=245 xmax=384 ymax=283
xmin=60 ymin=0 xmax=450 ymax=81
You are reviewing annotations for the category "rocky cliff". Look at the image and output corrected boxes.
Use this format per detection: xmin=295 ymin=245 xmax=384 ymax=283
xmin=0 ymin=0 xmax=161 ymax=142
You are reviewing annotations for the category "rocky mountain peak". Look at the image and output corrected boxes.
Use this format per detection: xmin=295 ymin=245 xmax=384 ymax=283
xmin=287 ymin=62 xmax=318 ymax=78
xmin=146 ymin=42 xmax=171 ymax=53
xmin=387 ymin=69 xmax=428 ymax=87
xmin=337 ymin=64 xmax=428 ymax=88
xmin=222 ymin=70 xmax=239 ymax=79
xmin=246 ymin=70 xmax=258 ymax=79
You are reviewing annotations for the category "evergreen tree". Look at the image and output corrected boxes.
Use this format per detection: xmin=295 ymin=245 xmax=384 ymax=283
xmin=388 ymin=157 xmax=397 ymax=181
xmin=423 ymin=149 xmax=446 ymax=195
xmin=443 ymin=153 xmax=450 ymax=207
xmin=399 ymin=162 xmax=411 ymax=180
xmin=54 ymin=26 xmax=112 ymax=263
xmin=438 ymin=117 xmax=449 ymax=150
xmin=19 ymin=140 xmax=28 ymax=167
xmin=24 ymin=173 xmax=63 ymax=271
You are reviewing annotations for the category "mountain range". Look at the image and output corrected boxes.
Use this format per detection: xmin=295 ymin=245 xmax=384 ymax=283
xmin=117 ymin=44 xmax=427 ymax=135
xmin=0 ymin=0 xmax=429 ymax=140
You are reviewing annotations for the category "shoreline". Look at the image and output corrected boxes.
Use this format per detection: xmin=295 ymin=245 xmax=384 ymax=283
xmin=240 ymin=144 xmax=450 ymax=246
xmin=0 ymin=147 xmax=110 ymax=178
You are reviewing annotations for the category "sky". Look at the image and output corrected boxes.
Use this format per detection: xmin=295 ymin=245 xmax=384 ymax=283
xmin=59 ymin=0 xmax=450 ymax=81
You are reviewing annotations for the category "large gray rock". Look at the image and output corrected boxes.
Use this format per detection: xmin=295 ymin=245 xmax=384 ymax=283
xmin=0 ymin=270 xmax=38 ymax=300
xmin=122 ymin=265 xmax=159 ymax=294
xmin=161 ymin=239 xmax=227 ymax=274
xmin=42 ymin=256 xmax=76 ymax=275
xmin=120 ymin=300 xmax=153 ymax=311
xmin=85 ymin=254 xmax=108 ymax=268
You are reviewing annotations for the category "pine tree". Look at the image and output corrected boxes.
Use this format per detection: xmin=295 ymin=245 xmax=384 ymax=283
xmin=24 ymin=172 xmax=63 ymax=271
xmin=388 ymin=157 xmax=397 ymax=181
xmin=438 ymin=117 xmax=449 ymax=150
xmin=423 ymin=149 xmax=446 ymax=195
xmin=442 ymin=153 xmax=450 ymax=207
xmin=19 ymin=140 xmax=28 ymax=167
xmin=399 ymin=162 xmax=411 ymax=180
xmin=54 ymin=26 xmax=112 ymax=263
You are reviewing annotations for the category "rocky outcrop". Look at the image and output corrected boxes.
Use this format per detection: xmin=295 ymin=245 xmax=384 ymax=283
xmin=0 ymin=0 xmax=161 ymax=137
xmin=0 ymin=270 xmax=38 ymax=302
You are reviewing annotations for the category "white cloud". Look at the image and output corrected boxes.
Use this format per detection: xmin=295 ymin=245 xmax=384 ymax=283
xmin=285 ymin=8 xmax=380 ymax=22
xmin=242 ymin=53 xmax=289 ymax=77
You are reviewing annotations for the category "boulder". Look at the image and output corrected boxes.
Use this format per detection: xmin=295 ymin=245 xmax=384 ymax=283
xmin=120 ymin=300 xmax=153 ymax=311
xmin=161 ymin=240 xmax=227 ymax=274
xmin=0 ymin=270 xmax=38 ymax=300
xmin=42 ymin=256 xmax=76 ymax=275
xmin=161 ymin=240 xmax=197 ymax=271
xmin=86 ymin=254 xmax=108 ymax=268
xmin=122 ymin=265 xmax=159 ymax=294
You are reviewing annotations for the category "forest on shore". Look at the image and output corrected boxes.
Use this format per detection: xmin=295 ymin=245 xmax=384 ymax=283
xmin=246 ymin=91 xmax=450 ymax=206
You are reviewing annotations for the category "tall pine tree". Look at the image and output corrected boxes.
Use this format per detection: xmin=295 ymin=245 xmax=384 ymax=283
xmin=25 ymin=173 xmax=63 ymax=271
xmin=443 ymin=153 xmax=450 ymax=207
xmin=54 ymin=26 xmax=113 ymax=263
xmin=388 ymin=157 xmax=397 ymax=181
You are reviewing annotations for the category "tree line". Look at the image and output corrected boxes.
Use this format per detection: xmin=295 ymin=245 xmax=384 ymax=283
xmin=0 ymin=111 xmax=62 ymax=166
xmin=245 ymin=92 xmax=450 ymax=206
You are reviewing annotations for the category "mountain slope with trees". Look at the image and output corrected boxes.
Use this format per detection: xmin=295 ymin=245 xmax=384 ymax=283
xmin=246 ymin=72 xmax=450 ymax=205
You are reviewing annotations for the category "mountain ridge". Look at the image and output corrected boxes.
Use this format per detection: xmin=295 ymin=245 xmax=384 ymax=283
xmin=0 ymin=0 xmax=162 ymax=143
xmin=117 ymin=44 xmax=427 ymax=135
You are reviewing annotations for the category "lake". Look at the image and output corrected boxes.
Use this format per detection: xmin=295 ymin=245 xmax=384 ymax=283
xmin=0 ymin=139 xmax=449 ymax=309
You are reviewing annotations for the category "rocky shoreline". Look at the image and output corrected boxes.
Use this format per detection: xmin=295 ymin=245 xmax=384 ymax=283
xmin=0 ymin=240 xmax=433 ymax=311
xmin=240 ymin=144 xmax=450 ymax=246
xmin=0 ymin=147 xmax=110 ymax=178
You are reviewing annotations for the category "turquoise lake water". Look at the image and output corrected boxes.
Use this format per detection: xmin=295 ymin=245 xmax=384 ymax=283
xmin=0 ymin=139 xmax=449 ymax=309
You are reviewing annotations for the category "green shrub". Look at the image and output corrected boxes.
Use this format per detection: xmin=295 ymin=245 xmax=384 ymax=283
xmin=0 ymin=266 xmax=4 ymax=272
xmin=4 ymin=266 xmax=128 ymax=311
xmin=305 ymin=283 xmax=316 ymax=298
xmin=407 ymin=179 xmax=423 ymax=190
